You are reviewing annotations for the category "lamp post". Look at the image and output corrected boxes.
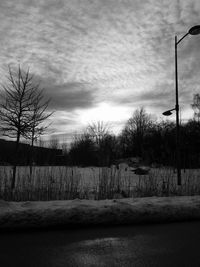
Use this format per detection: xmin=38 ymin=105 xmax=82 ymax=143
xmin=163 ymin=25 xmax=200 ymax=186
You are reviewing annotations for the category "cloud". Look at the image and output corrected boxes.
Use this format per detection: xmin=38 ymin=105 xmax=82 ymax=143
xmin=40 ymin=78 xmax=97 ymax=112
xmin=0 ymin=0 xmax=200 ymax=138
xmin=1 ymin=64 xmax=97 ymax=112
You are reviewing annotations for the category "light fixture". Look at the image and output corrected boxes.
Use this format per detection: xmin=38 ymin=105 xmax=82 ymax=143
xmin=188 ymin=25 xmax=200 ymax=35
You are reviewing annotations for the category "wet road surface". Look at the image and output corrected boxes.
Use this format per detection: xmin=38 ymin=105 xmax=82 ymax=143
xmin=1 ymin=221 xmax=200 ymax=267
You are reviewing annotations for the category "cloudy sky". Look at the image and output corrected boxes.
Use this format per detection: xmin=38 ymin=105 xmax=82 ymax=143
xmin=0 ymin=0 xmax=200 ymax=141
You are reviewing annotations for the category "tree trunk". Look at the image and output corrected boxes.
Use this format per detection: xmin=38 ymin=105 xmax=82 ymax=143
xmin=11 ymin=134 xmax=20 ymax=190
xmin=11 ymin=165 xmax=17 ymax=190
xmin=29 ymin=137 xmax=34 ymax=178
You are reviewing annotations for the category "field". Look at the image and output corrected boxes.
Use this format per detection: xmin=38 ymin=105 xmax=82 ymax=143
xmin=0 ymin=166 xmax=200 ymax=201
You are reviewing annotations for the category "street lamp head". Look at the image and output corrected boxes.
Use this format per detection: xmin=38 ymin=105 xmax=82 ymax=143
xmin=162 ymin=110 xmax=173 ymax=116
xmin=188 ymin=25 xmax=200 ymax=35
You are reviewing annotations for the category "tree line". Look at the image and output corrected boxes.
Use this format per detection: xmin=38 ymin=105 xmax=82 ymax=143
xmin=67 ymin=102 xmax=200 ymax=169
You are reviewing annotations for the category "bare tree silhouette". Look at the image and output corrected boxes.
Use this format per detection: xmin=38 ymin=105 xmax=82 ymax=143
xmin=86 ymin=121 xmax=110 ymax=145
xmin=123 ymin=107 xmax=154 ymax=157
xmin=191 ymin=94 xmax=200 ymax=122
xmin=0 ymin=65 xmax=52 ymax=187
xmin=22 ymin=89 xmax=53 ymax=176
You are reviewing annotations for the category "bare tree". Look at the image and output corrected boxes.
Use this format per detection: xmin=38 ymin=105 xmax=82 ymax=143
xmin=124 ymin=107 xmax=154 ymax=157
xmin=86 ymin=121 xmax=113 ymax=166
xmin=25 ymin=92 xmax=52 ymax=145
xmin=0 ymin=65 xmax=53 ymax=187
xmin=86 ymin=121 xmax=110 ymax=145
xmin=0 ymin=66 xmax=39 ymax=188
xmin=191 ymin=94 xmax=200 ymax=122
xmin=126 ymin=107 xmax=153 ymax=134
xmin=22 ymin=90 xmax=53 ymax=176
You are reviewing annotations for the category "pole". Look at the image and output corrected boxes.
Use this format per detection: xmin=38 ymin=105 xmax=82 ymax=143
xmin=175 ymin=36 xmax=181 ymax=186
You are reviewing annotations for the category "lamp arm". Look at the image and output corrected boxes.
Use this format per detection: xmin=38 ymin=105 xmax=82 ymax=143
xmin=176 ymin=32 xmax=189 ymax=45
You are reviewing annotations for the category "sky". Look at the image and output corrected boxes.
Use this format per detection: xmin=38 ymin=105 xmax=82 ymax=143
xmin=0 ymin=0 xmax=200 ymax=142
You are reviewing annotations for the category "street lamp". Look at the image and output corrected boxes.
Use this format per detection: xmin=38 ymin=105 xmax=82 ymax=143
xmin=163 ymin=25 xmax=200 ymax=186
xmin=162 ymin=108 xmax=176 ymax=116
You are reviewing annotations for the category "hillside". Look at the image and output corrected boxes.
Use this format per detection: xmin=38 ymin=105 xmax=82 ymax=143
xmin=0 ymin=138 xmax=63 ymax=165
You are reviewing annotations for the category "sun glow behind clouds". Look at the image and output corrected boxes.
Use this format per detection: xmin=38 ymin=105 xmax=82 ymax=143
xmin=78 ymin=102 xmax=131 ymax=129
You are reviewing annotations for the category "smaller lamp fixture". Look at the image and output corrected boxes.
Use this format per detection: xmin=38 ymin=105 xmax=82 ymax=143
xmin=188 ymin=25 xmax=200 ymax=35
xmin=162 ymin=108 xmax=176 ymax=116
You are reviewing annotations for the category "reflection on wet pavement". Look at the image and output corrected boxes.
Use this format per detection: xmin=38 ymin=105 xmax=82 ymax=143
xmin=58 ymin=236 xmax=160 ymax=266
xmin=1 ymin=222 xmax=200 ymax=267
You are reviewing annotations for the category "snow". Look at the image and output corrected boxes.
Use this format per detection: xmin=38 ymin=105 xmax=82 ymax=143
xmin=0 ymin=196 xmax=200 ymax=230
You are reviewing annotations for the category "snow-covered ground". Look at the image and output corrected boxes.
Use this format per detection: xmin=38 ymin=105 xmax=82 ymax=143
xmin=1 ymin=196 xmax=200 ymax=230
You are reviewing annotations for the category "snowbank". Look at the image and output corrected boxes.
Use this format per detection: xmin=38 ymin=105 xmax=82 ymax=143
xmin=0 ymin=196 xmax=200 ymax=230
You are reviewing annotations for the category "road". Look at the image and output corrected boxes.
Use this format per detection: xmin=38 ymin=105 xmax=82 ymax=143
xmin=0 ymin=221 xmax=200 ymax=267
